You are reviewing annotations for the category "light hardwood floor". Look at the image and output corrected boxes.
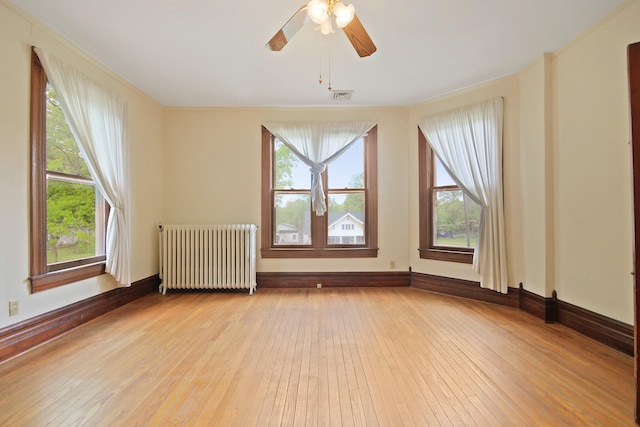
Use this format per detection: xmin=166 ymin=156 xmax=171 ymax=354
xmin=0 ymin=287 xmax=634 ymax=426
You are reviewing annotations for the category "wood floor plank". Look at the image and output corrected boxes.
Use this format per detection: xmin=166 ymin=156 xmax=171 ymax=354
xmin=208 ymin=293 xmax=276 ymax=427
xmin=399 ymin=290 xmax=549 ymax=425
xmin=0 ymin=287 xmax=634 ymax=426
xmin=370 ymin=289 xmax=443 ymax=425
xmin=303 ymin=290 xmax=321 ymax=427
xmin=396 ymin=291 xmax=526 ymax=425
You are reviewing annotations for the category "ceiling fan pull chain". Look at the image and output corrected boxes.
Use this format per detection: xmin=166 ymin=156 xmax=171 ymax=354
xmin=327 ymin=35 xmax=332 ymax=91
xmin=318 ymin=29 xmax=323 ymax=85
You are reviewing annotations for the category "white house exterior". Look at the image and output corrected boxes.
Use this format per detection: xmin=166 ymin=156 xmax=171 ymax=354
xmin=327 ymin=212 xmax=364 ymax=245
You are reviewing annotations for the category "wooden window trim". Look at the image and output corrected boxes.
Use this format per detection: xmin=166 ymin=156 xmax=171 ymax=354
xmin=31 ymin=263 xmax=107 ymax=293
xmin=261 ymin=125 xmax=378 ymax=258
xmin=29 ymin=48 xmax=106 ymax=292
xmin=418 ymin=128 xmax=473 ymax=264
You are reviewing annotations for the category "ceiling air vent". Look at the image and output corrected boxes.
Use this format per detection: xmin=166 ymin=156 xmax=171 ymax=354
xmin=331 ymin=90 xmax=353 ymax=101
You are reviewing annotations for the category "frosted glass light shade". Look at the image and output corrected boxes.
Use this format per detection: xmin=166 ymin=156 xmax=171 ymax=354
xmin=333 ymin=2 xmax=355 ymax=28
xmin=307 ymin=0 xmax=329 ymax=24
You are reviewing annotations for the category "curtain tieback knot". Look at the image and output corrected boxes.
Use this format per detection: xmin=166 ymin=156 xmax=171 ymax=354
xmin=310 ymin=163 xmax=326 ymax=175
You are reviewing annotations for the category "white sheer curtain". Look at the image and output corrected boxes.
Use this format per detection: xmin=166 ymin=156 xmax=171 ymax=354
xmin=418 ymin=97 xmax=508 ymax=293
xmin=35 ymin=48 xmax=131 ymax=287
xmin=264 ymin=121 xmax=376 ymax=215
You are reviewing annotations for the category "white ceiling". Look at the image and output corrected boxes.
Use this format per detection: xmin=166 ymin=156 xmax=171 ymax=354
xmin=9 ymin=0 xmax=627 ymax=107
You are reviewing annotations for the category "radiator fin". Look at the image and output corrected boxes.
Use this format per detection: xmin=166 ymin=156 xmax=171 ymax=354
xmin=159 ymin=224 xmax=257 ymax=295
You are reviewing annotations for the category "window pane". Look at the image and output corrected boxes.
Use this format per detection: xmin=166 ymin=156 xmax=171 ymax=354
xmin=46 ymin=178 xmax=101 ymax=264
xmin=45 ymin=82 xmax=90 ymax=177
xmin=274 ymin=193 xmax=311 ymax=245
xmin=327 ymin=193 xmax=365 ymax=245
xmin=435 ymin=156 xmax=456 ymax=187
xmin=328 ymin=138 xmax=364 ymax=189
xmin=274 ymin=139 xmax=310 ymax=190
xmin=434 ymin=189 xmax=480 ymax=248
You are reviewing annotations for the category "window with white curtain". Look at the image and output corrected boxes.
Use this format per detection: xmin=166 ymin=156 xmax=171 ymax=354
xmin=418 ymin=97 xmax=508 ymax=293
xmin=418 ymin=130 xmax=474 ymax=263
xmin=261 ymin=125 xmax=378 ymax=258
xmin=30 ymin=51 xmax=107 ymax=291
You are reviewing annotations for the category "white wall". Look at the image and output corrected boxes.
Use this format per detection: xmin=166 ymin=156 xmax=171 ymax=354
xmin=162 ymin=107 xmax=410 ymax=273
xmin=550 ymin=0 xmax=640 ymax=323
xmin=0 ymin=3 xmax=164 ymax=329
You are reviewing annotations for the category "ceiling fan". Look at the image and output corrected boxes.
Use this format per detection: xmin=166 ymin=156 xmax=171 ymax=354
xmin=265 ymin=0 xmax=377 ymax=58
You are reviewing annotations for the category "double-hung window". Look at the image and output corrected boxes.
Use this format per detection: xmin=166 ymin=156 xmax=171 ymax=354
xmin=30 ymin=50 xmax=107 ymax=292
xmin=261 ymin=125 xmax=378 ymax=258
xmin=418 ymin=129 xmax=480 ymax=263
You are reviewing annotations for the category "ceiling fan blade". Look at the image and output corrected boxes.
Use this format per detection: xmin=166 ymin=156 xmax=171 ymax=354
xmin=342 ymin=14 xmax=377 ymax=58
xmin=265 ymin=5 xmax=309 ymax=52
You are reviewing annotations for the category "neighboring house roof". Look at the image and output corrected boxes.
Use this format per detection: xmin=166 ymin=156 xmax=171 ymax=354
xmin=276 ymin=223 xmax=297 ymax=231
xmin=277 ymin=212 xmax=363 ymax=233
xmin=328 ymin=212 xmax=364 ymax=228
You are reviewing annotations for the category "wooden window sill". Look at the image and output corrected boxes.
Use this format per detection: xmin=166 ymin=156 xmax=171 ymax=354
xmin=31 ymin=262 xmax=106 ymax=293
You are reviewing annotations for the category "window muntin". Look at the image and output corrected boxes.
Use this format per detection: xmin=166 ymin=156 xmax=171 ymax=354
xmin=261 ymin=125 xmax=378 ymax=258
xmin=30 ymin=50 xmax=107 ymax=291
xmin=418 ymin=129 xmax=476 ymax=263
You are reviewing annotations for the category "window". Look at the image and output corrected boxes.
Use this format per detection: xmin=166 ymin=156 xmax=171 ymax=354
xmin=418 ymin=129 xmax=480 ymax=263
xmin=261 ymin=125 xmax=378 ymax=258
xmin=30 ymin=50 xmax=107 ymax=292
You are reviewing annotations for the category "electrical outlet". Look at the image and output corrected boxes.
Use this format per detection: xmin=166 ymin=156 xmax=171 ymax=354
xmin=9 ymin=300 xmax=19 ymax=316
xmin=317 ymin=283 xmax=322 ymax=289
xmin=390 ymin=260 xmax=396 ymax=269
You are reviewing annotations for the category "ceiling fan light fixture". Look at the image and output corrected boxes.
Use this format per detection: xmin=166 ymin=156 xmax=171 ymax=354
xmin=320 ymin=18 xmax=334 ymax=35
xmin=266 ymin=0 xmax=376 ymax=58
xmin=307 ymin=0 xmax=329 ymax=24
xmin=333 ymin=2 xmax=355 ymax=28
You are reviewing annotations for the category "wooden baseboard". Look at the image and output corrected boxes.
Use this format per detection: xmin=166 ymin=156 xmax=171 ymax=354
xmin=519 ymin=284 xmax=556 ymax=323
xmin=519 ymin=288 xmax=632 ymax=355
xmin=0 ymin=275 xmax=159 ymax=363
xmin=2 ymin=270 xmax=633 ymax=361
xmin=257 ymin=271 xmax=411 ymax=288
xmin=555 ymin=295 xmax=633 ymax=356
xmin=410 ymin=273 xmax=633 ymax=356
xmin=410 ymin=272 xmax=520 ymax=308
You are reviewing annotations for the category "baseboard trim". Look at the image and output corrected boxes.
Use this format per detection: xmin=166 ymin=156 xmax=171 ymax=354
xmin=257 ymin=271 xmax=411 ymax=288
xmin=410 ymin=273 xmax=633 ymax=356
xmin=410 ymin=272 xmax=520 ymax=308
xmin=0 ymin=275 xmax=159 ymax=363
xmin=2 ymin=271 xmax=633 ymax=361
xmin=554 ymin=293 xmax=633 ymax=356
xmin=519 ymin=284 xmax=556 ymax=323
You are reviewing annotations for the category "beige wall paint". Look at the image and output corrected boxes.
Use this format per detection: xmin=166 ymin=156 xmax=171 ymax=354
xmin=0 ymin=3 xmax=163 ymax=329
xmin=404 ymin=0 xmax=639 ymax=325
xmin=162 ymin=107 xmax=410 ymax=273
xmin=2 ymin=0 xmax=639 ymax=330
xmin=550 ymin=0 xmax=640 ymax=323
xmin=518 ymin=54 xmax=555 ymax=297
xmin=407 ymin=76 xmax=523 ymax=285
